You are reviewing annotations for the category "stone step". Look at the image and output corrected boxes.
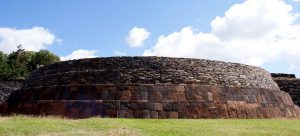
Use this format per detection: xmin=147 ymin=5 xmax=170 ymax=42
xmin=2 ymin=100 xmax=299 ymax=119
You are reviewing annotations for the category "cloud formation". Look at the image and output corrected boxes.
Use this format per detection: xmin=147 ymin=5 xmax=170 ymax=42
xmin=126 ymin=27 xmax=150 ymax=47
xmin=0 ymin=27 xmax=57 ymax=53
xmin=144 ymin=0 xmax=300 ymax=69
xmin=114 ymin=50 xmax=127 ymax=56
xmin=60 ymin=49 xmax=98 ymax=61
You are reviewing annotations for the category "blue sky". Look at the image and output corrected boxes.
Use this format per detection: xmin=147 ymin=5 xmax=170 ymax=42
xmin=1 ymin=0 xmax=300 ymax=76
xmin=0 ymin=0 xmax=242 ymax=56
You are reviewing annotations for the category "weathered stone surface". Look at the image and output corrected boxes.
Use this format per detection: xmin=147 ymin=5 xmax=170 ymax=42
xmin=23 ymin=57 xmax=279 ymax=90
xmin=0 ymin=80 xmax=23 ymax=105
xmin=272 ymin=73 xmax=300 ymax=106
xmin=2 ymin=84 xmax=299 ymax=118
xmin=1 ymin=57 xmax=300 ymax=118
xmin=153 ymin=103 xmax=163 ymax=111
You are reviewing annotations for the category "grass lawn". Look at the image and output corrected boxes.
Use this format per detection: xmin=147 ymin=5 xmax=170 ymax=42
xmin=0 ymin=116 xmax=299 ymax=136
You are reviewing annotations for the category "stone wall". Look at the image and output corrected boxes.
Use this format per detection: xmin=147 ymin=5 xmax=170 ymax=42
xmin=272 ymin=73 xmax=300 ymax=106
xmin=24 ymin=57 xmax=279 ymax=90
xmin=4 ymin=84 xmax=299 ymax=118
xmin=0 ymin=80 xmax=23 ymax=105
xmin=1 ymin=57 xmax=299 ymax=118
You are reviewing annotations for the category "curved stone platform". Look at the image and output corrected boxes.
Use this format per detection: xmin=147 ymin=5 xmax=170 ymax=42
xmin=1 ymin=57 xmax=299 ymax=118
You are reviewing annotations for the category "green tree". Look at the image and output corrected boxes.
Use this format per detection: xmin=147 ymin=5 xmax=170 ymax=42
xmin=0 ymin=51 xmax=6 ymax=64
xmin=29 ymin=50 xmax=60 ymax=70
xmin=0 ymin=45 xmax=60 ymax=80
xmin=6 ymin=45 xmax=34 ymax=79
xmin=0 ymin=51 xmax=12 ymax=80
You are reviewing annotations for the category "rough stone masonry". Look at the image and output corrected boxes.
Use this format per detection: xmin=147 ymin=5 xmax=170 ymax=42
xmin=0 ymin=80 xmax=23 ymax=105
xmin=0 ymin=57 xmax=299 ymax=118
xmin=272 ymin=73 xmax=300 ymax=106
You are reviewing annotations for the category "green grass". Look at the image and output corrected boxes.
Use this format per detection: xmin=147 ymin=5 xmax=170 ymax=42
xmin=0 ymin=116 xmax=299 ymax=136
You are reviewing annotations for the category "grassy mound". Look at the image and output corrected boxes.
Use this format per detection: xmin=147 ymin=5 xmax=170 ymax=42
xmin=0 ymin=116 xmax=299 ymax=136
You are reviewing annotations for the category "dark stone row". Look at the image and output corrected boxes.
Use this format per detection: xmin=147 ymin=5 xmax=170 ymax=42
xmin=1 ymin=101 xmax=298 ymax=119
xmin=7 ymin=84 xmax=294 ymax=104
xmin=2 ymin=84 xmax=299 ymax=118
xmin=271 ymin=73 xmax=296 ymax=79
xmin=273 ymin=79 xmax=300 ymax=106
xmin=271 ymin=73 xmax=300 ymax=106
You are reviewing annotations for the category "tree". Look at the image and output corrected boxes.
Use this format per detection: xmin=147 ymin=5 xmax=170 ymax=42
xmin=29 ymin=50 xmax=60 ymax=70
xmin=0 ymin=45 xmax=60 ymax=80
xmin=0 ymin=51 xmax=6 ymax=63
xmin=0 ymin=51 xmax=12 ymax=80
xmin=6 ymin=45 xmax=33 ymax=79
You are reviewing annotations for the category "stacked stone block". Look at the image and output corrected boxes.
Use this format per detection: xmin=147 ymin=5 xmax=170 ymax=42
xmin=0 ymin=80 xmax=23 ymax=105
xmin=272 ymin=73 xmax=300 ymax=106
xmin=1 ymin=57 xmax=299 ymax=118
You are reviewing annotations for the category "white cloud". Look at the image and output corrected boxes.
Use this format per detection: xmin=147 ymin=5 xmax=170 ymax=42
xmin=126 ymin=27 xmax=150 ymax=47
xmin=144 ymin=0 xmax=300 ymax=68
xmin=211 ymin=0 xmax=297 ymax=40
xmin=293 ymin=0 xmax=299 ymax=2
xmin=60 ymin=49 xmax=98 ymax=61
xmin=114 ymin=50 xmax=127 ymax=56
xmin=0 ymin=27 xmax=57 ymax=53
xmin=144 ymin=27 xmax=224 ymax=60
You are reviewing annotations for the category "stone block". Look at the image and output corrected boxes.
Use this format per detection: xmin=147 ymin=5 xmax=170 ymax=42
xmin=172 ymin=103 xmax=179 ymax=111
xmin=132 ymin=110 xmax=141 ymax=118
xmin=107 ymin=109 xmax=117 ymax=117
xmin=107 ymin=90 xmax=116 ymax=100
xmin=176 ymin=85 xmax=185 ymax=92
xmin=179 ymin=103 xmax=188 ymax=112
xmin=209 ymin=108 xmax=221 ymax=118
xmin=256 ymin=108 xmax=264 ymax=118
xmin=157 ymin=111 xmax=165 ymax=118
xmin=131 ymin=90 xmax=140 ymax=100
xmin=150 ymin=111 xmax=158 ymax=118
xmin=245 ymin=108 xmax=257 ymax=118
xmin=142 ymin=110 xmax=150 ymax=118
xmin=236 ymin=108 xmax=246 ymax=118
xmin=184 ymin=88 xmax=203 ymax=100
xmin=166 ymin=111 xmax=178 ymax=118
xmin=177 ymin=91 xmax=186 ymax=101
xmin=164 ymin=91 xmax=178 ymax=100
xmin=198 ymin=107 xmax=211 ymax=118
xmin=163 ymin=103 xmax=173 ymax=111
xmin=243 ymin=95 xmax=250 ymax=103
xmin=104 ymin=103 xmax=114 ymax=109
xmin=148 ymin=91 xmax=162 ymax=100
xmin=120 ymin=103 xmax=128 ymax=110
xmin=153 ymin=103 xmax=163 ymax=111
xmin=115 ymin=90 xmax=131 ymax=100
xmin=186 ymin=106 xmax=199 ymax=118
xmin=125 ymin=110 xmax=133 ymax=118
xmin=117 ymin=110 xmax=126 ymax=118
xmin=272 ymin=107 xmax=283 ymax=117
xmin=140 ymin=91 xmax=148 ymax=100
xmin=207 ymin=92 xmax=213 ymax=101
xmin=129 ymin=103 xmax=139 ymax=110
xmin=284 ymin=108 xmax=293 ymax=117
xmin=227 ymin=102 xmax=238 ymax=118
xmin=145 ymin=103 xmax=153 ymax=110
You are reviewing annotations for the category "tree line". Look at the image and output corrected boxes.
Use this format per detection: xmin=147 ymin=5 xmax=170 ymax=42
xmin=0 ymin=45 xmax=60 ymax=80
